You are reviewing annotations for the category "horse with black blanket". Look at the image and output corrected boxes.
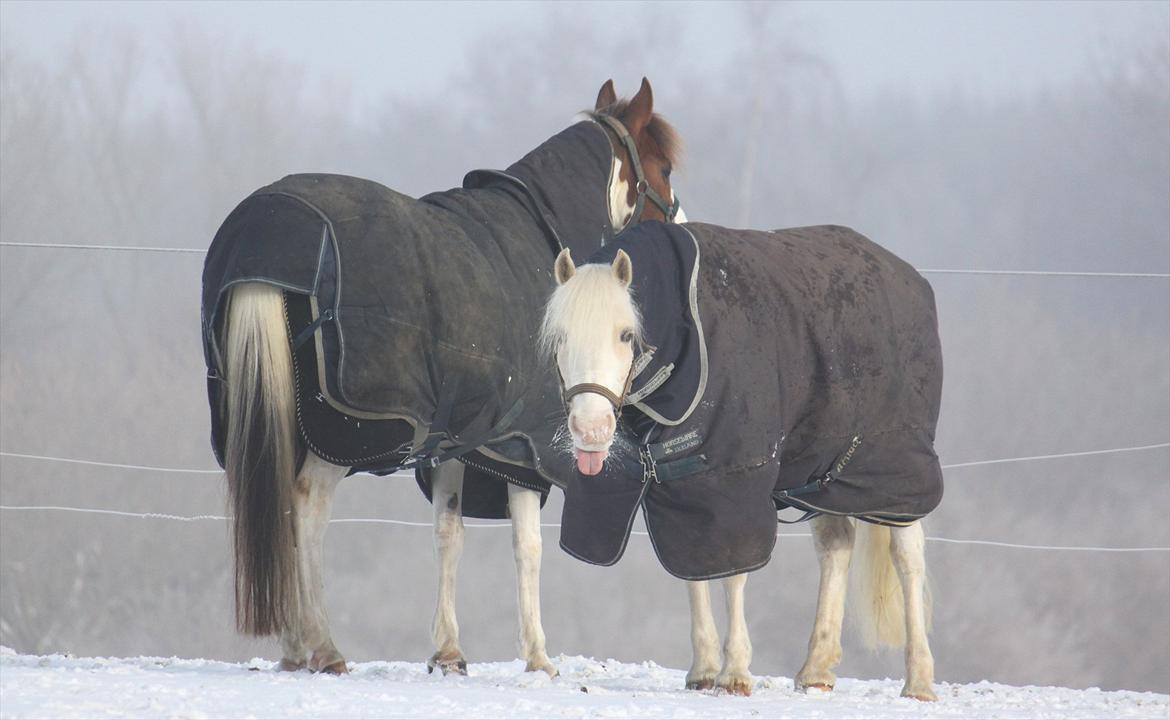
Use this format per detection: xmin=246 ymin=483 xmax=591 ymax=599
xmin=540 ymin=221 xmax=943 ymax=700
xmin=201 ymin=79 xmax=682 ymax=676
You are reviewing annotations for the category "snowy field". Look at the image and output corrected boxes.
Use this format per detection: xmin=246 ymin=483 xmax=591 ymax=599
xmin=1 ymin=647 xmax=1166 ymax=719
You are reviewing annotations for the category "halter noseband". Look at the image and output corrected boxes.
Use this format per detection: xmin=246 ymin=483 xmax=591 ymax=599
xmin=557 ymin=343 xmax=642 ymax=414
xmin=596 ymin=114 xmax=680 ymax=225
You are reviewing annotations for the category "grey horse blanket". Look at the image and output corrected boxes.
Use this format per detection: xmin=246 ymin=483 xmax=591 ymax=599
xmin=202 ymin=121 xmax=617 ymax=517
xmin=557 ymin=221 xmax=944 ymax=580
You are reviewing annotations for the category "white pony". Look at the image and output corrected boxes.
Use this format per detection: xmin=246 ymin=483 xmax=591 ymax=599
xmin=540 ymin=248 xmax=937 ymax=700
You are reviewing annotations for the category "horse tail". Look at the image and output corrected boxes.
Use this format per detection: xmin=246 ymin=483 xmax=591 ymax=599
xmin=222 ymin=282 xmax=299 ymax=637
xmin=849 ymin=521 xmax=932 ymax=649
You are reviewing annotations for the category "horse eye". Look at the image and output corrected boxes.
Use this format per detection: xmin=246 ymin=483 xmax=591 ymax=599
xmin=620 ymin=329 xmax=634 ymax=344
xmin=662 ymin=164 xmax=672 ymax=180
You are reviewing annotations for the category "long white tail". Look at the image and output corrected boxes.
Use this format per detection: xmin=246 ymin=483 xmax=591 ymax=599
xmin=222 ymin=283 xmax=300 ymax=636
xmin=849 ymin=521 xmax=932 ymax=649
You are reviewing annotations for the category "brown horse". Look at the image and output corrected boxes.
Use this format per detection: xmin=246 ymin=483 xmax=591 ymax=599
xmin=204 ymin=79 xmax=682 ymax=676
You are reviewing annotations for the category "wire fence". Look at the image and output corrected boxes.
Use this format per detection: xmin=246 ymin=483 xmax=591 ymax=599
xmin=1 ymin=504 xmax=1167 ymax=553
xmin=4 ymin=240 xmax=1170 ymax=278
xmin=1 ymin=241 xmax=1168 ymax=556
xmin=2 ymin=442 xmax=1168 ymax=553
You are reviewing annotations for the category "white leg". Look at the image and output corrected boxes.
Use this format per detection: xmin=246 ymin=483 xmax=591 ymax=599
xmin=685 ymin=580 xmax=720 ymax=690
xmin=890 ymin=521 xmax=937 ymax=701
xmin=507 ymin=484 xmax=556 ymax=676
xmin=428 ymin=461 xmax=468 ymax=675
xmin=279 ymin=452 xmax=348 ymax=673
xmin=716 ymin=573 xmax=753 ymax=695
xmin=795 ymin=514 xmax=855 ymax=692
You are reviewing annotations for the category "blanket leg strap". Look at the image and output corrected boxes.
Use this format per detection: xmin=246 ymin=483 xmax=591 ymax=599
xmin=398 ymin=395 xmax=526 ymax=472
xmin=778 ymin=509 xmax=822 ymax=525
xmin=291 ymin=308 xmax=334 ymax=351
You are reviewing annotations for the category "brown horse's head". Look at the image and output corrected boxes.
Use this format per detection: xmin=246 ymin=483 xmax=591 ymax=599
xmin=591 ymin=78 xmax=683 ymax=229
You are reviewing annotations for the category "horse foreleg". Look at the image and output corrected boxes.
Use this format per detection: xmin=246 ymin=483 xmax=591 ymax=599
xmin=716 ymin=573 xmax=753 ymax=696
xmin=507 ymin=484 xmax=556 ymax=676
xmin=684 ymin=580 xmax=720 ymax=690
xmin=795 ymin=514 xmax=855 ymax=693
xmin=890 ymin=521 xmax=937 ymax=701
xmin=279 ymin=452 xmax=348 ymax=674
xmin=428 ymin=461 xmax=468 ymax=675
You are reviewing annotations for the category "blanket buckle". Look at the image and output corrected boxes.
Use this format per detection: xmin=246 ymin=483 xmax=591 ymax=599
xmin=640 ymin=447 xmax=660 ymax=484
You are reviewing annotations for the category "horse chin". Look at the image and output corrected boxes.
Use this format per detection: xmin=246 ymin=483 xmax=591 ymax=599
xmin=573 ymin=446 xmax=609 ymax=476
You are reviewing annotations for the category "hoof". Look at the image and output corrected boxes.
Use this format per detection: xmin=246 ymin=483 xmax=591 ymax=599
xmin=716 ymin=679 xmax=753 ymax=697
xmin=795 ymin=668 xmax=836 ymax=694
xmin=717 ymin=675 xmax=753 ymax=696
xmin=685 ymin=677 xmax=715 ymax=691
xmin=277 ymin=658 xmax=306 ymax=672
xmin=524 ymin=657 xmax=559 ymax=677
xmin=902 ymin=686 xmax=938 ymax=702
xmin=799 ymin=682 xmax=833 ymax=694
xmin=309 ymin=648 xmax=348 ymax=674
xmin=427 ymin=651 xmax=468 ymax=676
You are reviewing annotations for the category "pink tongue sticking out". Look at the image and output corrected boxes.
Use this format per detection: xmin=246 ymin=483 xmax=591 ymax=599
xmin=575 ymin=449 xmax=607 ymax=476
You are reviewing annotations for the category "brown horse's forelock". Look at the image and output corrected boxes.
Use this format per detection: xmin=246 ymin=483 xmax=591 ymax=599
xmin=588 ymin=103 xmax=682 ymax=168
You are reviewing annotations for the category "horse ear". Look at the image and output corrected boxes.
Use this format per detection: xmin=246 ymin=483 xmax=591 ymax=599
xmin=595 ymin=79 xmax=617 ymax=111
xmin=612 ymin=249 xmax=633 ymax=288
xmin=555 ymin=248 xmax=576 ymax=285
xmin=624 ymin=77 xmax=654 ymax=136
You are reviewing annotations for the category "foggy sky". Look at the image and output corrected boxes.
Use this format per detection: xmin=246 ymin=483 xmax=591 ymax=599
xmin=2 ymin=0 xmax=1167 ymax=113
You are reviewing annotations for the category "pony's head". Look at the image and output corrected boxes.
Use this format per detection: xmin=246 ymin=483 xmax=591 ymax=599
xmin=540 ymin=247 xmax=641 ymax=475
xmin=591 ymin=78 xmax=685 ymax=230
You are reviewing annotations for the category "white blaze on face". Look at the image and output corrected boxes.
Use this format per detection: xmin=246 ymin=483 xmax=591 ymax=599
xmin=608 ymin=156 xmax=634 ymax=230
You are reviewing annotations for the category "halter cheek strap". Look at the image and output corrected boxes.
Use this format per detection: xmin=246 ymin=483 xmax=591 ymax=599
xmin=596 ymin=114 xmax=680 ymax=225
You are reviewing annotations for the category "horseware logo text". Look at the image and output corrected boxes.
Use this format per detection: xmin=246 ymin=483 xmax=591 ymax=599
xmin=834 ymin=435 xmax=863 ymax=475
xmin=660 ymin=429 xmax=702 ymax=456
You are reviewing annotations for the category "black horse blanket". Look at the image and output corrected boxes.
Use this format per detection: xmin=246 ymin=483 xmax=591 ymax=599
xmin=202 ymin=121 xmax=617 ymax=517
xmin=558 ymin=221 xmax=944 ymax=580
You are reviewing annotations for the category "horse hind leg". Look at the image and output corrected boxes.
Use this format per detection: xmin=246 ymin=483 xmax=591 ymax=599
xmin=507 ymin=483 xmax=556 ymax=676
xmin=427 ymin=461 xmax=468 ymax=675
xmin=715 ymin=573 xmax=753 ymax=696
xmin=889 ymin=521 xmax=937 ymax=701
xmin=684 ymin=580 xmax=720 ymax=690
xmin=279 ymin=451 xmax=349 ymax=674
xmin=795 ymin=514 xmax=855 ymax=693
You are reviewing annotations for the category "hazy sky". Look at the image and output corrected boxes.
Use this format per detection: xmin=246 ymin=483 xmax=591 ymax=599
xmin=3 ymin=0 xmax=1166 ymax=114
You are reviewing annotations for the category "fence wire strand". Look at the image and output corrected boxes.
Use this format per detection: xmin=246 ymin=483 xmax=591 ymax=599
xmin=4 ymin=442 xmax=1167 ymax=477
xmin=1 ymin=504 xmax=1165 ymax=553
xmin=4 ymin=240 xmax=1168 ymax=277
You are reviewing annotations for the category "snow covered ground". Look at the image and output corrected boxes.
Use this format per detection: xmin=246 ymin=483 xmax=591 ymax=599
xmin=1 ymin=647 xmax=1166 ymax=719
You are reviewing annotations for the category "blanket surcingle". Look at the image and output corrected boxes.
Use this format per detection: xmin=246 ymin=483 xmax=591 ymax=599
xmin=202 ymin=121 xmax=618 ymax=518
xmin=557 ymin=221 xmax=944 ymax=580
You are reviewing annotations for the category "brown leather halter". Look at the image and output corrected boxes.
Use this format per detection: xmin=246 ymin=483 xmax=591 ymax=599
xmin=595 ymin=114 xmax=680 ymax=224
xmin=557 ymin=341 xmax=642 ymax=414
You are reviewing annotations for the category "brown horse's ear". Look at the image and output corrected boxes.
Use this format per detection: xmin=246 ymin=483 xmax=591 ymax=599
xmin=624 ymin=77 xmax=654 ymax=136
xmin=595 ymin=79 xmax=617 ymax=111
xmin=612 ymin=249 xmax=633 ymax=288
xmin=555 ymin=248 xmax=576 ymax=285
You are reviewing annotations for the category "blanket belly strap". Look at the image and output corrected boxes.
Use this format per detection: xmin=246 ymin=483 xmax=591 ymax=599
xmin=775 ymin=435 xmax=864 ymax=500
